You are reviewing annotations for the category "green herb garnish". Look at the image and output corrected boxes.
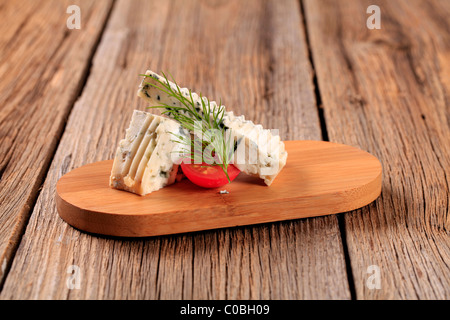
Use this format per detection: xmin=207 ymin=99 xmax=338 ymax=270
xmin=139 ymin=72 xmax=235 ymax=182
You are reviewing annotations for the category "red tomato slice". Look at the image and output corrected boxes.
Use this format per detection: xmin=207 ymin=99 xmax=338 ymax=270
xmin=180 ymin=162 xmax=241 ymax=188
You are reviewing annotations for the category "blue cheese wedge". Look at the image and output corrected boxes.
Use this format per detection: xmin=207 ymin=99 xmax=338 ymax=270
xmin=137 ymin=70 xmax=287 ymax=185
xmin=110 ymin=110 xmax=186 ymax=196
xmin=222 ymin=111 xmax=288 ymax=185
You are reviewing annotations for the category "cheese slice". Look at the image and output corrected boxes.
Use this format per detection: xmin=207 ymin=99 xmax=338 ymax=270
xmin=110 ymin=110 xmax=186 ymax=196
xmin=137 ymin=70 xmax=287 ymax=185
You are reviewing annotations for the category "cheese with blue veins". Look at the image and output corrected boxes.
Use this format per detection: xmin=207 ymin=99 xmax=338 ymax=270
xmin=137 ymin=70 xmax=287 ymax=185
xmin=110 ymin=110 xmax=186 ymax=196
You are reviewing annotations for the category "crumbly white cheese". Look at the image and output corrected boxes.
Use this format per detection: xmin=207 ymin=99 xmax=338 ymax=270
xmin=137 ymin=70 xmax=287 ymax=185
xmin=110 ymin=110 xmax=186 ymax=196
xmin=223 ymin=111 xmax=288 ymax=185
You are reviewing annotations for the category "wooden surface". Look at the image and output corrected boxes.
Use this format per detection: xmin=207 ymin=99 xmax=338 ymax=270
xmin=0 ymin=0 xmax=448 ymax=300
xmin=56 ymin=140 xmax=382 ymax=237
xmin=0 ymin=0 xmax=114 ymax=283
xmin=303 ymin=0 xmax=450 ymax=299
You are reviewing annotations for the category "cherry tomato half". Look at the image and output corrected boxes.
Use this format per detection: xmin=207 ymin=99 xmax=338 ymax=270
xmin=180 ymin=162 xmax=241 ymax=188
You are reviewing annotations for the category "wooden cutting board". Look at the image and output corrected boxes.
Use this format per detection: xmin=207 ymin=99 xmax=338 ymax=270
xmin=56 ymin=140 xmax=382 ymax=237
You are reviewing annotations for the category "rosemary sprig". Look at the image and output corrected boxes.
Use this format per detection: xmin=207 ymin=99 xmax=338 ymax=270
xmin=139 ymin=72 xmax=234 ymax=182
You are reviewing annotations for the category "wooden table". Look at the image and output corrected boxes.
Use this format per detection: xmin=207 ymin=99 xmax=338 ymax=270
xmin=0 ymin=0 xmax=448 ymax=300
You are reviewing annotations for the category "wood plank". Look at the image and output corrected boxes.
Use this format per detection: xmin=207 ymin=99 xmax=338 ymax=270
xmin=0 ymin=0 xmax=113 ymax=284
xmin=303 ymin=0 xmax=450 ymax=299
xmin=1 ymin=0 xmax=351 ymax=299
xmin=55 ymin=141 xmax=382 ymax=237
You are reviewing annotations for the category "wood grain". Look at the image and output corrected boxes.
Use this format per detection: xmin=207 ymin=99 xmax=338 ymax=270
xmin=304 ymin=0 xmax=450 ymax=299
xmin=55 ymin=140 xmax=382 ymax=237
xmin=0 ymin=0 xmax=351 ymax=299
xmin=0 ymin=0 xmax=113 ymax=284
